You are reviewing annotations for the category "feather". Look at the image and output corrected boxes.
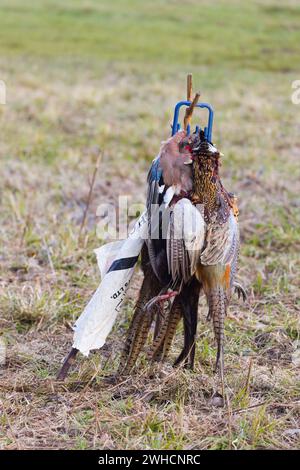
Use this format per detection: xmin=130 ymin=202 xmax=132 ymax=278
xmin=167 ymin=198 xmax=205 ymax=285
xmin=159 ymin=131 xmax=193 ymax=193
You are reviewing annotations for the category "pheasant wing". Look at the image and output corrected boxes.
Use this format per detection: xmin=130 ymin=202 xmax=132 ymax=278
xmin=167 ymin=198 xmax=205 ymax=285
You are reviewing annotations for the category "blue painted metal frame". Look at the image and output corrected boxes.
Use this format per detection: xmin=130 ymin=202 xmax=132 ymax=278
xmin=171 ymin=100 xmax=214 ymax=142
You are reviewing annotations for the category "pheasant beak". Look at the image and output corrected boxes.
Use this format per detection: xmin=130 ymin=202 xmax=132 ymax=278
xmin=184 ymin=157 xmax=193 ymax=165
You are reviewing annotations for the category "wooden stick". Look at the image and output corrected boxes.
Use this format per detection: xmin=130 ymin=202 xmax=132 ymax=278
xmin=187 ymin=73 xmax=193 ymax=102
xmin=56 ymin=347 xmax=78 ymax=381
xmin=184 ymin=91 xmax=200 ymax=131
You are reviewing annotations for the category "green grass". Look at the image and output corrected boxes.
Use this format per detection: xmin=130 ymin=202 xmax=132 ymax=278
xmin=0 ymin=0 xmax=299 ymax=72
xmin=0 ymin=0 xmax=299 ymax=451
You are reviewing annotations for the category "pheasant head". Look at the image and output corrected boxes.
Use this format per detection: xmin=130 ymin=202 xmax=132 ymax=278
xmin=184 ymin=138 xmax=232 ymax=224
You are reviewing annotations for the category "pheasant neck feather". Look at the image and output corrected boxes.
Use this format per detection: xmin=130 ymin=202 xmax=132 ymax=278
xmin=192 ymin=155 xmax=232 ymax=224
xmin=192 ymin=158 xmax=219 ymax=222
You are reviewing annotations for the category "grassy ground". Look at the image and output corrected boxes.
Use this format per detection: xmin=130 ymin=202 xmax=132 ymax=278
xmin=0 ymin=0 xmax=299 ymax=450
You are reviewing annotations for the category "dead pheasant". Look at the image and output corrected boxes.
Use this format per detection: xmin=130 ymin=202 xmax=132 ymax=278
xmin=118 ymin=130 xmax=246 ymax=395
xmin=56 ymin=78 xmax=245 ymax=388
xmin=190 ymin=137 xmax=242 ymax=395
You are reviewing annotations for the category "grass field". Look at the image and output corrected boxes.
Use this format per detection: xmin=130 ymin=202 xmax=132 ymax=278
xmin=0 ymin=0 xmax=299 ymax=450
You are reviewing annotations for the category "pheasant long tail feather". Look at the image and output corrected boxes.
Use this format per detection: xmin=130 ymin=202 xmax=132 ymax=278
xmin=148 ymin=306 xmax=171 ymax=361
xmin=209 ymin=287 xmax=226 ymax=396
xmin=118 ymin=301 xmax=143 ymax=373
xmin=118 ymin=268 xmax=161 ymax=374
xmin=121 ymin=311 xmax=154 ymax=375
xmin=149 ymin=299 xmax=182 ymax=362
xmin=153 ymin=304 xmax=166 ymax=339
xmin=161 ymin=300 xmax=182 ymax=360
xmin=118 ymin=304 xmax=152 ymax=375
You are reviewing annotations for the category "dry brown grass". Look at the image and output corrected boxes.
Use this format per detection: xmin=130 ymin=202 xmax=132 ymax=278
xmin=0 ymin=0 xmax=300 ymax=450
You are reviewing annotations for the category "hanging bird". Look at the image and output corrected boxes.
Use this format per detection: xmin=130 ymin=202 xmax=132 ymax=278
xmin=118 ymin=131 xmax=199 ymax=374
xmin=56 ymin=80 xmax=246 ymax=387
xmin=118 ymin=130 xmax=246 ymax=397
xmin=189 ymin=138 xmax=242 ymax=395
xmin=118 ymin=129 xmax=202 ymax=375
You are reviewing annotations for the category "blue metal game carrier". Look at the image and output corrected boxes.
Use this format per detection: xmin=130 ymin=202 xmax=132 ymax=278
xmin=171 ymin=74 xmax=214 ymax=142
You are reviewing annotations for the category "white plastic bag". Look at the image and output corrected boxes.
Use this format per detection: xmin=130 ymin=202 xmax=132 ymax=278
xmin=73 ymin=212 xmax=148 ymax=356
